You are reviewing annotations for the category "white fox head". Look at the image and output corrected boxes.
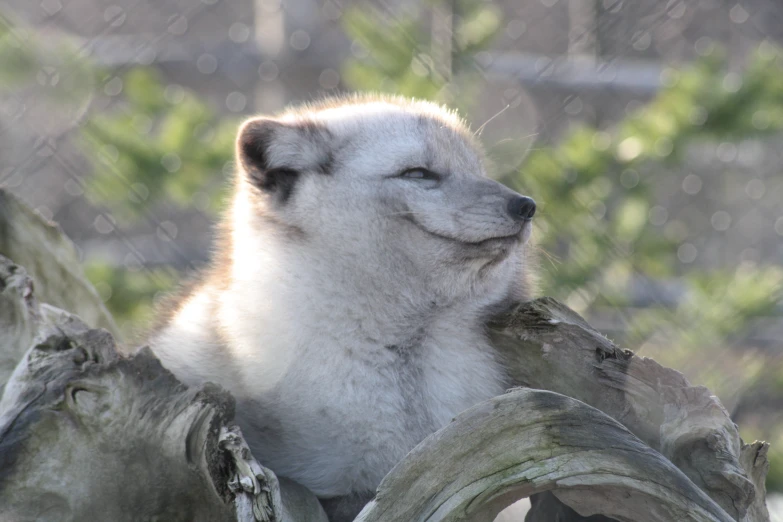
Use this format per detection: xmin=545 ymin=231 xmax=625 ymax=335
xmin=231 ymin=94 xmax=535 ymax=305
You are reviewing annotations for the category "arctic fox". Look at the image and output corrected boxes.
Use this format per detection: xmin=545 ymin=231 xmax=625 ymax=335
xmin=149 ymin=94 xmax=536 ymax=520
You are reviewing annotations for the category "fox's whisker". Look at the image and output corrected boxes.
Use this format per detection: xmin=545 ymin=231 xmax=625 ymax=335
xmin=474 ymin=104 xmax=511 ymax=137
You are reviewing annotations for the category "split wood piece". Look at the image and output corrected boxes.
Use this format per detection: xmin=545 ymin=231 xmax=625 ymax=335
xmin=355 ymin=388 xmax=736 ymax=522
xmin=220 ymin=424 xmax=282 ymax=522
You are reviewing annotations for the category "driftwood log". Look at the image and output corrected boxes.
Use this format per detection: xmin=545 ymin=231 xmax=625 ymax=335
xmin=488 ymin=302 xmax=770 ymax=522
xmin=0 ymin=256 xmax=328 ymax=522
xmin=0 ymin=187 xmax=772 ymax=521
xmin=356 ymin=388 xmax=737 ymax=522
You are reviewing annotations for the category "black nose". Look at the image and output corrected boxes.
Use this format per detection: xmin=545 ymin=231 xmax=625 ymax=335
xmin=507 ymin=196 xmax=536 ymax=221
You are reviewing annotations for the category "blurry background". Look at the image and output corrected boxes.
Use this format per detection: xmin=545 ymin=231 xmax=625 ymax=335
xmin=1 ymin=0 xmax=783 ymax=503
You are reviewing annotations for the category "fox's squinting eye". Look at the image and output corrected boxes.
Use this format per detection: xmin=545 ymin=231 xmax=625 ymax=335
xmin=398 ymin=168 xmax=442 ymax=182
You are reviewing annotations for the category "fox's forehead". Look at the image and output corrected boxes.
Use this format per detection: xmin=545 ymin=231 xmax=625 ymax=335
xmin=281 ymin=100 xmax=485 ymax=175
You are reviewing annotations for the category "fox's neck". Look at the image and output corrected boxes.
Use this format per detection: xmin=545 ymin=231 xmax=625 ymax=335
xmin=216 ymin=191 xmax=488 ymax=351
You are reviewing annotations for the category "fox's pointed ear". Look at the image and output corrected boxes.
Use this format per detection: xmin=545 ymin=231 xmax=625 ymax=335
xmin=237 ymin=117 xmax=278 ymax=173
xmin=236 ymin=117 xmax=331 ymax=203
xmin=236 ymin=118 xmax=298 ymax=202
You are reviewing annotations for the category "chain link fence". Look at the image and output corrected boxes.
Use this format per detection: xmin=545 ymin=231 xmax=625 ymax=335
xmin=1 ymin=0 xmax=783 ymax=505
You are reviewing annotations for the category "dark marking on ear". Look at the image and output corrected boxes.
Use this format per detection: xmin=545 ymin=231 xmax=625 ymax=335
xmin=253 ymin=167 xmax=299 ymax=204
xmin=237 ymin=119 xmax=301 ymax=204
xmin=237 ymin=117 xmax=333 ymax=202
xmin=237 ymin=118 xmax=281 ymax=174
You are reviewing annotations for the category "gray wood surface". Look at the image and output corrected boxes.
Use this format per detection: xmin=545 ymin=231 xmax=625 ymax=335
xmin=355 ymin=388 xmax=737 ymax=522
xmin=0 ymin=255 xmax=327 ymax=522
xmin=489 ymin=298 xmax=769 ymax=522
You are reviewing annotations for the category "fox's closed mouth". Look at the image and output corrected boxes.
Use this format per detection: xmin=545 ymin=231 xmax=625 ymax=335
xmin=402 ymin=214 xmax=523 ymax=247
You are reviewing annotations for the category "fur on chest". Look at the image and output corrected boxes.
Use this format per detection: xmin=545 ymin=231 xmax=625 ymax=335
xmin=245 ymin=319 xmax=507 ymax=421
xmin=237 ymin=330 xmax=508 ymax=496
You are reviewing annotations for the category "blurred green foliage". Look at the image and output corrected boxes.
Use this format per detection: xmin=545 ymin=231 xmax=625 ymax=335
xmin=84 ymin=262 xmax=179 ymax=337
xmin=82 ymin=68 xmax=237 ymax=222
xmin=78 ymin=67 xmax=237 ymax=336
xmin=0 ymin=14 xmax=93 ymax=99
xmin=0 ymin=16 xmax=40 ymax=84
xmin=343 ymin=0 xmax=500 ymax=110
xmin=1 ymin=13 xmax=236 ymax=335
xmin=509 ymin=49 xmax=783 ymax=336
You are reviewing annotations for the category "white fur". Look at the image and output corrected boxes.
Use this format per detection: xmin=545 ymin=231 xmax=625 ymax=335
xmin=151 ymin=96 xmax=533 ymax=499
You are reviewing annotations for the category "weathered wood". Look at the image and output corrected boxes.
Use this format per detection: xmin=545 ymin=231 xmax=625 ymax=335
xmin=487 ymin=298 xmax=767 ymax=521
xmin=0 ymin=255 xmax=328 ymax=522
xmin=221 ymin=424 xmax=282 ymax=522
xmin=0 ymin=257 xmax=38 ymax=394
xmin=0 ymin=188 xmax=119 ymax=338
xmin=355 ymin=388 xmax=735 ymax=522
xmin=740 ymin=441 xmax=772 ymax=522
xmin=0 ymin=303 xmax=235 ymax=521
